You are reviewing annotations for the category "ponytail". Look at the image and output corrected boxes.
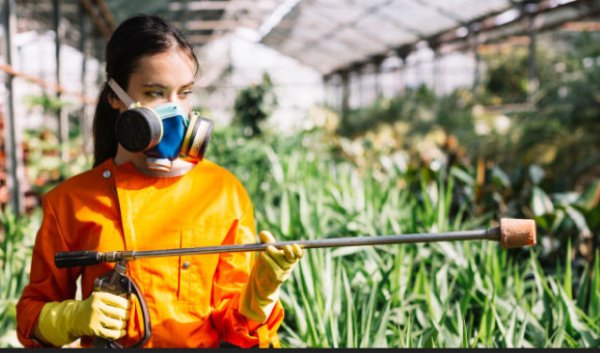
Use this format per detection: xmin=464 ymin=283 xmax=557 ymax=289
xmin=92 ymin=83 xmax=119 ymax=167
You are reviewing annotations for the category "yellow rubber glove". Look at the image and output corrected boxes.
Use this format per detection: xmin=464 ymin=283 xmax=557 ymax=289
xmin=239 ymin=230 xmax=303 ymax=323
xmin=33 ymin=291 xmax=131 ymax=347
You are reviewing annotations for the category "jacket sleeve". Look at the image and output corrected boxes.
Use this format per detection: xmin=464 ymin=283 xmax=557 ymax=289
xmin=209 ymin=203 xmax=285 ymax=348
xmin=16 ymin=196 xmax=80 ymax=347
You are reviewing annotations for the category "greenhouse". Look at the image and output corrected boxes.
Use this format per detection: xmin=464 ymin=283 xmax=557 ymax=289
xmin=1 ymin=0 xmax=599 ymax=348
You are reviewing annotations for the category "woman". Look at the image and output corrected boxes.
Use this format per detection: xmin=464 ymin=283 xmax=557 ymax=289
xmin=16 ymin=14 xmax=302 ymax=348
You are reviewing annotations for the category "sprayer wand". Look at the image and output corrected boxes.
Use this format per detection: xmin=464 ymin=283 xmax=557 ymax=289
xmin=55 ymin=218 xmax=536 ymax=268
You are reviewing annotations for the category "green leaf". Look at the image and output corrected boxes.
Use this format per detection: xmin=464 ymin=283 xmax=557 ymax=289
xmin=531 ymin=186 xmax=555 ymax=217
xmin=372 ymin=301 xmax=391 ymax=348
xmin=491 ymin=166 xmax=511 ymax=188
xmin=564 ymin=238 xmax=573 ymax=300
xmin=576 ymin=179 xmax=600 ymax=211
xmin=450 ymin=166 xmax=475 ymax=186
xmin=342 ymin=268 xmax=355 ymax=348
xmin=505 ymin=309 xmax=518 ymax=348
xmin=564 ymin=205 xmax=592 ymax=238
xmin=475 ymin=298 xmax=496 ymax=347
xmin=515 ymin=314 xmax=528 ymax=348
xmin=528 ymin=164 xmax=545 ymax=185
xmin=404 ymin=313 xmax=413 ymax=348
xmin=589 ymin=250 xmax=600 ymax=320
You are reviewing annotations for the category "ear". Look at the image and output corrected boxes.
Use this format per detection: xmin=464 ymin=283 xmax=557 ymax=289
xmin=107 ymin=90 xmax=126 ymax=111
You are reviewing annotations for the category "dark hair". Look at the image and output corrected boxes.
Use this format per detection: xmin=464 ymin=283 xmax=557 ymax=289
xmin=92 ymin=15 xmax=199 ymax=167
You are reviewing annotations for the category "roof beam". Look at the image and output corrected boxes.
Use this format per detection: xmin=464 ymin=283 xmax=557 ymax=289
xmin=79 ymin=0 xmax=113 ymax=40
xmin=279 ymin=0 xmax=411 ymax=66
xmin=331 ymin=0 xmax=598 ymax=75
xmin=186 ymin=34 xmax=215 ymax=44
xmin=415 ymin=0 xmax=469 ymax=27
xmin=95 ymin=0 xmax=116 ymax=30
xmin=168 ymin=1 xmax=231 ymax=11
xmin=440 ymin=0 xmax=600 ymax=52
xmin=175 ymin=0 xmax=191 ymax=23
xmin=183 ymin=19 xmax=259 ymax=30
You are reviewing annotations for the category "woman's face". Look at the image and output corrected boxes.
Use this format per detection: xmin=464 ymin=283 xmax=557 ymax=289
xmin=113 ymin=48 xmax=196 ymax=114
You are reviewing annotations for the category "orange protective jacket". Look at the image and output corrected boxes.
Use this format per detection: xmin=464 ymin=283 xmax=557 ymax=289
xmin=16 ymin=158 xmax=284 ymax=348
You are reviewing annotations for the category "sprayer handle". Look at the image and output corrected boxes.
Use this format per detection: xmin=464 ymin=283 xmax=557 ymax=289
xmin=54 ymin=251 xmax=102 ymax=268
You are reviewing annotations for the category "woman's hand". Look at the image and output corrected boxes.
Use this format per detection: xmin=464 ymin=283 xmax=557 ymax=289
xmin=239 ymin=231 xmax=303 ymax=323
xmin=34 ymin=291 xmax=131 ymax=347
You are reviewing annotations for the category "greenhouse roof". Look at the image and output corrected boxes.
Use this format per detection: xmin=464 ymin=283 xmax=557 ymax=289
xmin=13 ymin=0 xmax=597 ymax=75
xmin=15 ymin=0 xmax=285 ymax=52
xmin=258 ymin=0 xmax=592 ymax=75
xmin=104 ymin=0 xmax=285 ymax=46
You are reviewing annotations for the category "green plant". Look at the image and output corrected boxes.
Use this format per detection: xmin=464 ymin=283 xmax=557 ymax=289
xmin=23 ymin=94 xmax=70 ymax=115
xmin=233 ymin=73 xmax=278 ymax=137
xmin=0 ymin=207 xmax=40 ymax=347
xmin=208 ymin=126 xmax=600 ymax=347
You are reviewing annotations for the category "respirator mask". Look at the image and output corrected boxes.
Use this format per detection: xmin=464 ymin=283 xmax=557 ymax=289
xmin=108 ymin=78 xmax=213 ymax=173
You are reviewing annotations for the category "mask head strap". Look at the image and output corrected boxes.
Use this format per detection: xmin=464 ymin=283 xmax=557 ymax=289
xmin=107 ymin=78 xmax=136 ymax=108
